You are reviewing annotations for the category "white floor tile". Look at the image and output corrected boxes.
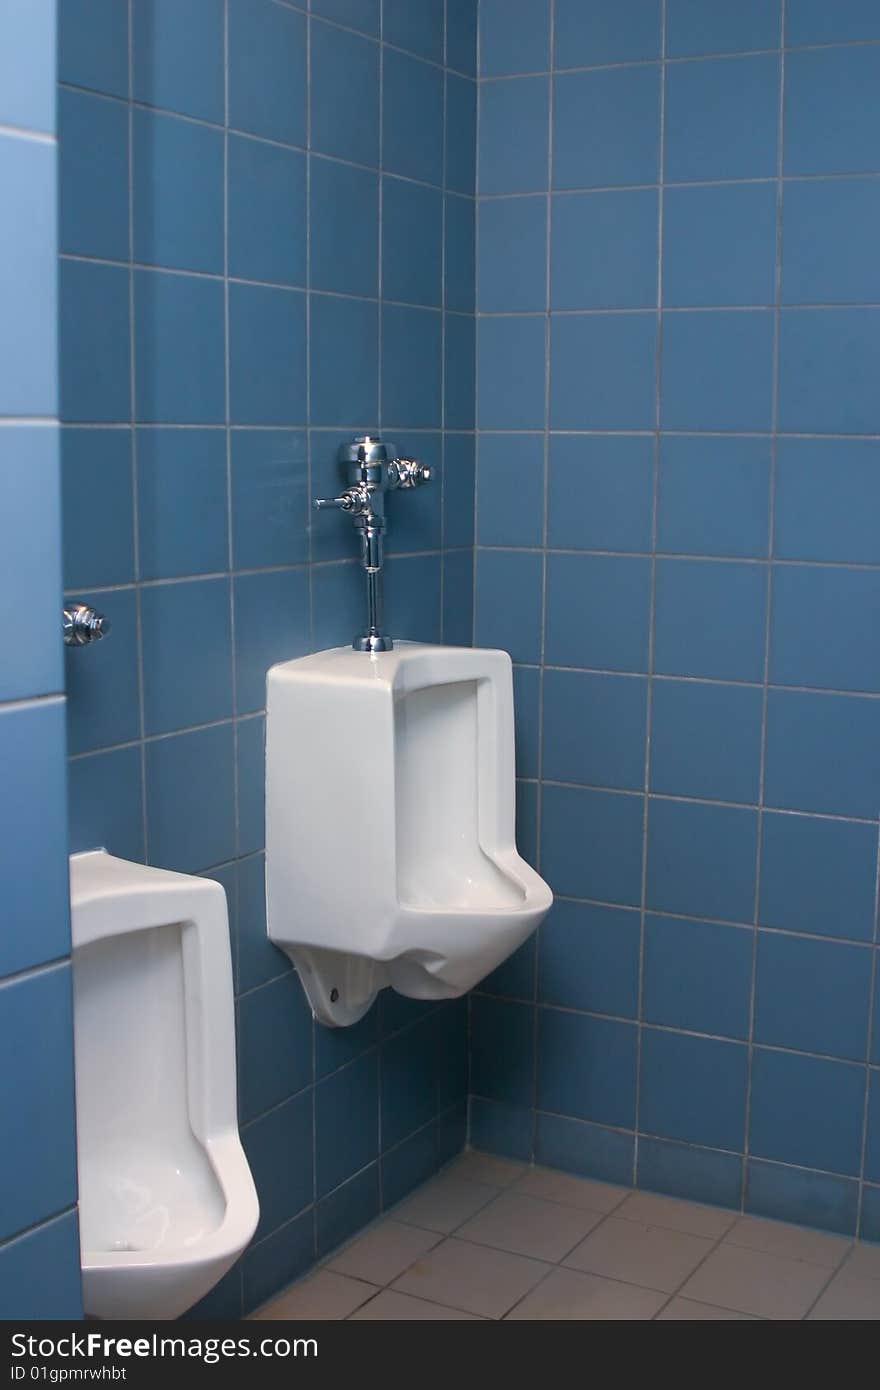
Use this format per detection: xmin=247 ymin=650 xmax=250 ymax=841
xmin=724 ymin=1214 xmax=851 ymax=1268
xmin=564 ymin=1216 xmax=714 ymax=1293
xmin=253 ymin=1270 xmax=378 ymax=1320
xmin=680 ymin=1242 xmax=830 ymax=1319
xmin=349 ymin=1290 xmax=484 ymax=1320
xmin=448 ymin=1151 xmax=526 ymax=1188
xmin=615 ymin=1190 xmax=736 ymax=1239
xmin=808 ymin=1267 xmax=880 ymax=1320
xmin=457 ymin=1191 xmax=604 ymax=1262
xmin=513 ymin=1166 xmax=630 ymax=1213
xmin=328 ymin=1219 xmax=441 ymax=1286
xmin=393 ymin=1172 xmax=499 ymax=1234
xmin=506 ymin=1268 xmax=666 ymax=1321
xmin=392 ymin=1237 xmax=548 ymax=1318
xmin=657 ymin=1297 xmax=760 ymax=1320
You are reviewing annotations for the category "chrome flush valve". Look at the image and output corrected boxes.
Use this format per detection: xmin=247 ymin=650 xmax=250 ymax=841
xmin=63 ymin=603 xmax=111 ymax=646
xmin=313 ymin=436 xmax=432 ymax=652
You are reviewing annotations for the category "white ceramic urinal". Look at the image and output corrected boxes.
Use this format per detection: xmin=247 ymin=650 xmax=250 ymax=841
xmin=69 ymin=851 xmax=259 ymax=1320
xmin=266 ymin=642 xmax=553 ymax=1026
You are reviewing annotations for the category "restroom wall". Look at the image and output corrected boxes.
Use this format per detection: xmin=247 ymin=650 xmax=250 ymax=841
xmin=0 ymin=0 xmax=83 ymax=1318
xmin=58 ymin=0 xmax=475 ymax=1314
xmin=472 ymin=0 xmax=880 ymax=1239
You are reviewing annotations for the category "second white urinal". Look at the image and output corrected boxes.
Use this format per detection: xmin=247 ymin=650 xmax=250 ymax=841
xmin=266 ymin=642 xmax=553 ymax=1025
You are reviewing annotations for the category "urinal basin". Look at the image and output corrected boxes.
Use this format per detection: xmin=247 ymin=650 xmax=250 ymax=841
xmin=70 ymin=851 xmax=259 ymax=1319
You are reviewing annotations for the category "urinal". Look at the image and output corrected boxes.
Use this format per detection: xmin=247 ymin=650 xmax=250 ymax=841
xmin=266 ymin=642 xmax=553 ymax=1026
xmin=69 ymin=850 xmax=259 ymax=1320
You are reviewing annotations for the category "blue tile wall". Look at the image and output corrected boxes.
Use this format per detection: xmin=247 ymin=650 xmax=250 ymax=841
xmin=0 ymin=2 xmax=81 ymax=1319
xmin=58 ymin=0 xmax=476 ymax=1317
xmin=473 ymin=0 xmax=880 ymax=1245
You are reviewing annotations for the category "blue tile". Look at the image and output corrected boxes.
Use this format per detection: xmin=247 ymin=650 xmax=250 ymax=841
xmin=763 ymin=688 xmax=880 ymax=818
xmin=68 ymin=745 xmax=145 ymax=861
xmin=538 ymin=1008 xmax=637 ymax=1129
xmin=771 ymin=565 xmax=880 ymax=694
xmin=785 ymin=45 xmax=880 ymax=176
xmin=646 ymin=798 xmax=758 ymax=922
xmin=543 ymin=669 xmax=648 ymax=791
xmin=663 ymin=183 xmax=777 ymax=308
xmin=755 ymin=932 xmax=871 ymax=1062
xmin=238 ymin=852 xmax=290 ymax=993
xmin=132 ymin=108 xmax=224 ymax=273
xmin=650 ymin=679 xmax=763 ymax=804
xmin=480 ymin=0 xmax=549 ymax=75
xmin=0 ymin=135 xmax=55 ymax=416
xmin=470 ymin=996 xmax=534 ymax=1104
xmin=513 ymin=664 xmax=540 ymax=779
xmin=309 ymin=159 xmax=377 ymax=298
xmin=657 ymin=435 xmax=771 ymax=559
xmin=749 ymin=1049 xmax=865 ymax=1176
xmin=132 ymin=0 xmax=224 ymax=121
xmin=141 ymin=579 xmax=233 ymax=735
xmin=873 ymin=975 xmax=880 ymax=1065
xmin=59 ymin=0 xmax=128 ymax=98
xmin=866 ymin=1073 xmax=880 ymax=1183
xmin=382 ymin=1127 xmax=438 ymax=1206
xmin=0 ymin=702 xmax=68 ymax=976
xmin=236 ymin=718 xmax=265 ymax=856
xmin=231 ymin=429 xmax=307 ymax=569
xmin=383 ymin=48 xmax=443 ymax=185
xmin=644 ymin=914 xmax=752 ymax=1039
xmin=661 ymin=310 xmax=774 ymax=432
xmin=517 ymin=779 xmax=539 ymax=868
xmin=61 ymin=259 xmax=129 ymax=422
xmin=59 ymin=88 xmax=128 ymax=259
xmin=234 ymin=569 xmax=309 ymax=714
xmin=541 ymin=784 xmax=644 ymax=906
xmin=446 ymin=195 xmax=475 ymax=312
xmin=134 ymin=270 xmax=224 ymax=423
xmin=384 ymin=0 xmax=442 ymax=62
xmin=553 ymin=66 xmax=660 ymax=190
xmin=312 ymin=0 xmax=378 ymax=34
xmin=446 ymin=0 xmax=477 ymax=74
xmin=385 ymin=553 xmax=442 ymax=643
xmin=238 ymin=973 xmax=312 ymax=1123
xmin=381 ymin=1017 xmax=436 ymax=1148
xmin=545 ymin=553 xmax=652 ymax=672
xmin=787 ymin=0 xmax=880 ymax=45
xmin=229 ymin=283 xmax=307 ymax=426
xmin=228 ymin=0 xmax=306 ymax=145
xmin=444 ymin=312 xmax=475 ymax=429
xmin=382 ymin=304 xmax=441 ymax=427
xmin=383 ymin=178 xmax=442 ymax=307
xmin=241 ymin=1211 xmax=313 ymax=1314
xmin=0 ymin=0 xmax=55 ymax=130
xmin=640 ymin=1028 xmax=748 ymax=1152
xmin=665 ymin=54 xmax=779 ymax=182
xmin=228 ymin=136 xmax=306 ymax=287
xmin=654 ymin=558 xmax=767 ymax=681
xmin=638 ymin=1138 xmax=743 ymax=1209
xmin=437 ymin=1098 xmax=468 ymax=1165
xmin=311 ymin=295 xmax=377 ymax=427
xmin=483 ymin=934 xmax=536 ymax=1000
xmin=315 ymin=1001 xmax=378 ymax=1080
xmin=312 ymin=561 xmax=364 ymax=650
xmin=474 ymin=549 xmax=543 ymax=664
xmin=759 ymin=811 xmax=877 ymax=943
xmin=477 ymin=434 xmax=543 ymax=547
xmin=535 ymin=1112 xmax=635 ymax=1186
xmin=782 ymin=178 xmax=880 ymax=306
xmin=745 ymin=1159 xmax=858 ymax=1237
xmin=442 ymin=549 xmax=474 ymax=646
xmin=479 ymin=196 xmax=546 ymax=313
xmin=385 ymin=433 xmax=442 ymax=553
xmin=446 ymin=73 xmax=477 ymax=195
xmin=551 ymin=188 xmax=658 ymax=310
xmin=479 ymin=75 xmax=549 ymax=195
xmin=775 ymin=438 xmax=880 ymax=565
xmin=315 ymin=1053 xmax=378 ymax=1196
xmin=63 ymin=428 xmax=133 ymax=589
xmin=0 ymin=1213 xmax=82 ymax=1321
xmin=778 ymin=308 xmax=880 ymax=435
xmin=243 ymin=1090 xmax=313 ymax=1241
xmin=1 ymin=428 xmax=62 ymax=700
xmin=538 ymin=900 xmax=640 ymax=1018
xmin=477 ymin=315 xmax=545 ymax=430
xmin=547 ymin=434 xmax=654 ymax=553
xmin=469 ymin=1098 xmax=533 ymax=1160
xmin=145 ymin=723 xmax=235 ymax=872
xmin=65 ymin=589 xmax=139 ymax=753
xmin=555 ymin=0 xmax=661 ymax=66
xmin=861 ymin=1185 xmax=880 ymax=1243
xmin=667 ymin=0 xmax=781 ymax=56
xmin=443 ymin=433 xmax=475 ymax=548
xmin=136 ymin=427 xmax=227 ymax=579
xmin=311 ymin=21 xmax=378 ymax=167
xmin=0 ymin=966 xmax=77 ymax=1242
xmin=550 ymin=314 xmax=657 ymax=430
xmin=317 ymin=1167 xmax=380 ymax=1258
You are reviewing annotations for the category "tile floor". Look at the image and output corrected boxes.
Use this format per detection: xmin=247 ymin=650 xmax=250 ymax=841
xmin=252 ymin=1152 xmax=880 ymax=1320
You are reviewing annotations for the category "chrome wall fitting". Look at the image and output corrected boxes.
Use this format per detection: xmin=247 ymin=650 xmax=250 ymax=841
xmin=63 ymin=604 xmax=110 ymax=647
xmin=313 ymin=435 xmax=432 ymax=652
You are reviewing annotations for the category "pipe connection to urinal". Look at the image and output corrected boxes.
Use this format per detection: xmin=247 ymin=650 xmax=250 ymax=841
xmin=313 ymin=435 xmax=432 ymax=652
